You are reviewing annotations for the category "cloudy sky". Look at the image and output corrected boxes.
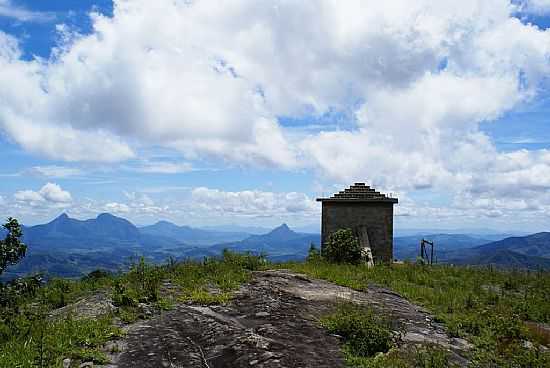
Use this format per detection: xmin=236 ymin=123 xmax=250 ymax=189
xmin=0 ymin=0 xmax=550 ymax=231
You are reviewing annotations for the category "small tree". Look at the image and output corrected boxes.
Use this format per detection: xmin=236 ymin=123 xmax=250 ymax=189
xmin=0 ymin=217 xmax=26 ymax=277
xmin=306 ymin=243 xmax=322 ymax=263
xmin=323 ymin=228 xmax=362 ymax=264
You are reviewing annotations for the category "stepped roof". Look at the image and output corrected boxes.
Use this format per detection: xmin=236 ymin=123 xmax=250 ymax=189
xmin=316 ymin=183 xmax=398 ymax=203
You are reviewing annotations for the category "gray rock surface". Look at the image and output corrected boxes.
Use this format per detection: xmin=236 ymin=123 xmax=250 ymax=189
xmin=49 ymin=291 xmax=116 ymax=320
xmin=96 ymin=270 xmax=470 ymax=367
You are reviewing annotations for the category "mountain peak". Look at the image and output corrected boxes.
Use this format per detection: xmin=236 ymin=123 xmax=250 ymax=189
xmin=97 ymin=213 xmax=116 ymax=219
xmin=155 ymin=220 xmax=177 ymax=226
xmin=269 ymin=223 xmax=293 ymax=235
xmin=53 ymin=213 xmax=70 ymax=222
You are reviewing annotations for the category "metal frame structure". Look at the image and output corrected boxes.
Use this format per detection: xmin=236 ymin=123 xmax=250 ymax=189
xmin=420 ymin=239 xmax=435 ymax=265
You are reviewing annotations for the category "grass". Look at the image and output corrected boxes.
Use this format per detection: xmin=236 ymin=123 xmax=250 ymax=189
xmin=277 ymin=261 xmax=550 ymax=367
xmin=321 ymin=303 xmax=394 ymax=358
xmin=321 ymin=302 xmax=457 ymax=367
xmin=2 ymin=251 xmax=549 ymax=367
xmin=0 ymin=250 xmax=265 ymax=367
xmin=0 ymin=314 xmax=122 ymax=367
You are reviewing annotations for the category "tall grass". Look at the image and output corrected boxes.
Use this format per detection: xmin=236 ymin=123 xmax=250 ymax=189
xmin=0 ymin=251 xmax=265 ymax=367
xmin=277 ymin=261 xmax=550 ymax=367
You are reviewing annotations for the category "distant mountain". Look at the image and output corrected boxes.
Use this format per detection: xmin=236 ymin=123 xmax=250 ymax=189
xmin=394 ymin=234 xmax=492 ymax=261
xmin=21 ymin=213 xmax=144 ymax=251
xmin=441 ymin=232 xmax=550 ymax=269
xmin=394 ymin=228 xmax=520 ymax=241
xmin=203 ymin=224 xmax=320 ymax=260
xmin=5 ymin=213 xmax=549 ymax=277
xmin=199 ymin=224 xmax=272 ymax=235
xmin=471 ymin=232 xmax=550 ymax=258
xmin=140 ymin=221 xmax=249 ymax=246
xmin=449 ymin=249 xmax=550 ymax=270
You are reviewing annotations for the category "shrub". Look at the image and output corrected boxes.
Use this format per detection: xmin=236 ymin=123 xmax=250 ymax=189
xmin=323 ymin=228 xmax=362 ymax=264
xmin=321 ymin=303 xmax=393 ymax=358
xmin=84 ymin=269 xmax=112 ymax=280
xmin=112 ymin=279 xmax=138 ymax=307
xmin=221 ymin=249 xmax=267 ymax=271
xmin=127 ymin=257 xmax=162 ymax=303
xmin=0 ymin=217 xmax=26 ymax=277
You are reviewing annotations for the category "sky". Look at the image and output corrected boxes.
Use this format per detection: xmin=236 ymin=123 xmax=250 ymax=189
xmin=0 ymin=0 xmax=550 ymax=232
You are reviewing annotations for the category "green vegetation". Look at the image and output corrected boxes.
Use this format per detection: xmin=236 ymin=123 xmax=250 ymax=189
xmin=323 ymin=228 xmax=362 ymax=264
xmin=0 ymin=250 xmax=265 ymax=367
xmin=279 ymin=261 xmax=550 ymax=367
xmin=0 ymin=217 xmax=26 ymax=277
xmin=0 ymin=272 xmax=119 ymax=367
xmin=320 ymin=302 xmax=457 ymax=367
xmin=1 ymin=213 xmax=548 ymax=368
xmin=0 ymin=314 xmax=122 ymax=367
xmin=321 ymin=303 xmax=394 ymax=358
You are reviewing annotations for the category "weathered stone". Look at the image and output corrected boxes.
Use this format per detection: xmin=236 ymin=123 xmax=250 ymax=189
xmin=95 ymin=270 xmax=469 ymax=368
xmin=49 ymin=291 xmax=116 ymax=321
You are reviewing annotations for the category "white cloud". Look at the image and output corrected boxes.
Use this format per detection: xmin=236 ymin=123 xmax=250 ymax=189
xmin=0 ymin=1 xmax=549 ymax=225
xmin=39 ymin=183 xmax=72 ymax=203
xmin=131 ymin=161 xmax=193 ymax=174
xmin=26 ymin=165 xmax=83 ymax=178
xmin=103 ymin=202 xmax=130 ymax=214
xmin=0 ymin=0 xmax=54 ymax=22
xmin=14 ymin=189 xmax=45 ymax=203
xmin=14 ymin=183 xmax=72 ymax=206
xmin=190 ymin=187 xmax=317 ymax=218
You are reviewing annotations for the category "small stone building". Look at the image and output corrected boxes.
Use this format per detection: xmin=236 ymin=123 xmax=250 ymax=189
xmin=316 ymin=183 xmax=398 ymax=263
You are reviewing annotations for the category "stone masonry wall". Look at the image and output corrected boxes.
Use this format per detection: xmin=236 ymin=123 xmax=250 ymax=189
xmin=321 ymin=201 xmax=394 ymax=263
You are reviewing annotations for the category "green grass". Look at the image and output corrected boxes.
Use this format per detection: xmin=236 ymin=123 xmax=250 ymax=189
xmin=0 ymin=314 xmax=122 ymax=367
xmin=320 ymin=302 xmax=457 ymax=368
xmin=277 ymin=261 xmax=550 ymax=367
xmin=3 ymin=252 xmax=549 ymax=367
xmin=0 ymin=251 xmax=264 ymax=367
xmin=321 ymin=303 xmax=394 ymax=357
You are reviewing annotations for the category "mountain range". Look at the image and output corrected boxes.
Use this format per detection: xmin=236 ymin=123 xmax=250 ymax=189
xmin=396 ymin=232 xmax=550 ymax=270
xmin=1 ymin=214 xmax=319 ymax=279
xmin=2 ymin=213 xmax=549 ymax=279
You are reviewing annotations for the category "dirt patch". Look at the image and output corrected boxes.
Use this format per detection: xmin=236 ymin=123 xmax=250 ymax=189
xmin=95 ymin=270 xmax=470 ymax=367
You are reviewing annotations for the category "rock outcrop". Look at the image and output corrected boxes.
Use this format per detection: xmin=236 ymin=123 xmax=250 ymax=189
xmin=86 ymin=270 xmax=470 ymax=367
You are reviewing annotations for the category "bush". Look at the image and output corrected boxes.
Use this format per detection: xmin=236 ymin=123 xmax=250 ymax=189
xmin=0 ymin=217 xmax=26 ymax=277
xmin=84 ymin=269 xmax=112 ymax=280
xmin=221 ymin=249 xmax=267 ymax=271
xmin=323 ymin=228 xmax=362 ymax=264
xmin=321 ymin=303 xmax=393 ymax=358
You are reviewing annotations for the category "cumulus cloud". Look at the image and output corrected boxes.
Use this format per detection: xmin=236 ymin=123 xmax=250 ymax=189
xmin=103 ymin=202 xmax=130 ymax=214
xmin=14 ymin=183 xmax=72 ymax=207
xmin=0 ymin=0 xmax=550 ymax=224
xmin=191 ymin=187 xmax=317 ymax=218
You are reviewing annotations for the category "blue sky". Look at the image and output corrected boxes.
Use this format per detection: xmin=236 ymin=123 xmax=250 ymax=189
xmin=1 ymin=0 xmax=550 ymax=232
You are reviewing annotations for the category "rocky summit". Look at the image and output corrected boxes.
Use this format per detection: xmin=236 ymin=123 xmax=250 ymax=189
xmin=62 ymin=270 xmax=470 ymax=368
